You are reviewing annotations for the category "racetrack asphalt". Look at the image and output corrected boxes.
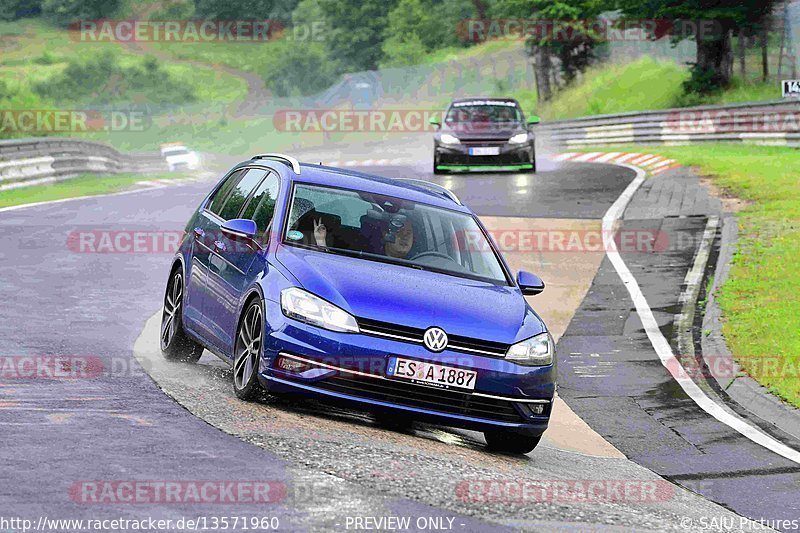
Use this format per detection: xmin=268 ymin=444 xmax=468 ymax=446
xmin=0 ymin=153 xmax=788 ymax=531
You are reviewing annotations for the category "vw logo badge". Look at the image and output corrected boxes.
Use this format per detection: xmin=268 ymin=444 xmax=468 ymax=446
xmin=423 ymin=327 xmax=448 ymax=352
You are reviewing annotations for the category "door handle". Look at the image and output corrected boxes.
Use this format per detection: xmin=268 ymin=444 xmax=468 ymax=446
xmin=193 ymin=227 xmax=205 ymax=239
xmin=214 ymin=240 xmax=226 ymax=253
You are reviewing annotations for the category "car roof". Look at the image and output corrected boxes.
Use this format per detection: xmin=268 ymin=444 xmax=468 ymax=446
xmin=449 ymin=97 xmax=520 ymax=106
xmin=242 ymin=159 xmax=470 ymax=213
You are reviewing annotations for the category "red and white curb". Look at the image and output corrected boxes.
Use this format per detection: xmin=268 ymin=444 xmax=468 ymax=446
xmin=556 ymin=152 xmax=681 ymax=175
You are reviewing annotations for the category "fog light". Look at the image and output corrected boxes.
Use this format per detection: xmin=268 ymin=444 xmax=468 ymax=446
xmin=520 ymin=403 xmax=547 ymax=416
xmin=276 ymin=355 xmax=310 ymax=373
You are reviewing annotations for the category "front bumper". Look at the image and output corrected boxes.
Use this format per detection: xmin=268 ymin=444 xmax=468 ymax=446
xmin=434 ymin=141 xmax=535 ymax=172
xmin=258 ymin=305 xmax=555 ymax=436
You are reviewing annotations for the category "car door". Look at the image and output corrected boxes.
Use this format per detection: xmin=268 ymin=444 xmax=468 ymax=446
xmin=183 ymin=168 xmax=247 ymax=334
xmin=202 ymin=168 xmax=271 ymax=354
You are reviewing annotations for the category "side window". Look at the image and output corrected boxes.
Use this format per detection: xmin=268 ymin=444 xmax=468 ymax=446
xmin=241 ymin=172 xmax=280 ymax=243
xmin=207 ymin=169 xmax=246 ymax=216
xmin=219 ymin=168 xmax=268 ymax=221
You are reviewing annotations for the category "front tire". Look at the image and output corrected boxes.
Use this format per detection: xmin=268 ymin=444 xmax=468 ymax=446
xmin=160 ymin=269 xmax=203 ymax=362
xmin=233 ymin=299 xmax=265 ymax=401
xmin=526 ymin=151 xmax=537 ymax=173
xmin=484 ymin=431 xmax=541 ymax=454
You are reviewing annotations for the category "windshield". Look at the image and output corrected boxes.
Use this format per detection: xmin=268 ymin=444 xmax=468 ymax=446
xmin=283 ymin=184 xmax=510 ymax=285
xmin=445 ymin=101 xmax=522 ymax=125
xmin=163 ymin=148 xmax=190 ymax=156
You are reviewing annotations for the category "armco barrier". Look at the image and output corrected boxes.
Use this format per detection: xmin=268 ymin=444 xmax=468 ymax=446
xmin=538 ymin=99 xmax=800 ymax=148
xmin=0 ymin=137 xmax=167 ymax=189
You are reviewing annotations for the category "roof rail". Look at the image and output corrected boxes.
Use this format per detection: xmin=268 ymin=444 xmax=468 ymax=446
xmin=250 ymin=153 xmax=301 ymax=174
xmin=395 ymin=178 xmax=461 ymax=205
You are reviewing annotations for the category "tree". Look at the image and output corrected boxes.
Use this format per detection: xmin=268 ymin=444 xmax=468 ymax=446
xmin=381 ymin=0 xmax=475 ymax=67
xmin=39 ymin=0 xmax=121 ymax=26
xmin=193 ymin=0 xmax=298 ymax=22
xmin=490 ymin=0 xmax=608 ymax=102
xmin=314 ymin=0 xmax=398 ymax=71
xmin=0 ymin=0 xmax=41 ymax=20
xmin=614 ymin=0 xmax=779 ymax=92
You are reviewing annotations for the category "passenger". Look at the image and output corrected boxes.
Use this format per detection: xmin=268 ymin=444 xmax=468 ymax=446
xmin=384 ymin=219 xmax=414 ymax=259
xmin=313 ymin=218 xmax=328 ymax=247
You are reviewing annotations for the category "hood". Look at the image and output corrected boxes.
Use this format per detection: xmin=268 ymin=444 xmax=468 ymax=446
xmin=276 ymin=246 xmax=545 ymax=344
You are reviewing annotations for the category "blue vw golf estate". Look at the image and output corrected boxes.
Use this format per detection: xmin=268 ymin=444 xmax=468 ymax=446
xmin=161 ymin=154 xmax=555 ymax=453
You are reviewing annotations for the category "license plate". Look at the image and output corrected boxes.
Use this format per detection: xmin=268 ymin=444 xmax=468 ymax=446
xmin=386 ymin=357 xmax=477 ymax=391
xmin=469 ymin=147 xmax=500 ymax=156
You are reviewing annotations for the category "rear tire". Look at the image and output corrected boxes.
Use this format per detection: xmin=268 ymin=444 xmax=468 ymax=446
xmin=160 ymin=269 xmax=203 ymax=362
xmin=484 ymin=431 xmax=541 ymax=454
xmin=233 ymin=299 xmax=265 ymax=401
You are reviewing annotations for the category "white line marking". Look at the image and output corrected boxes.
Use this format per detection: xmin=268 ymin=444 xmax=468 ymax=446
xmin=593 ymin=152 xmax=622 ymax=163
xmin=613 ymin=153 xmax=641 ymax=164
xmin=554 ymin=152 xmax=578 ymax=161
xmin=573 ymin=152 xmax=603 ymax=162
xmin=636 ymin=156 xmax=663 ymax=167
xmin=650 ymin=159 xmax=675 ymax=169
xmin=603 ymin=163 xmax=800 ymax=464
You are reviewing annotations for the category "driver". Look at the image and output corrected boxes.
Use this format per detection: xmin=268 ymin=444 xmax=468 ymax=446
xmin=384 ymin=219 xmax=414 ymax=259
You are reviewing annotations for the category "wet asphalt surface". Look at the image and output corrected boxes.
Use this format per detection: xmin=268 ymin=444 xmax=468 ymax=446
xmin=0 ymin=153 xmax=790 ymax=531
xmin=558 ymin=167 xmax=800 ymax=529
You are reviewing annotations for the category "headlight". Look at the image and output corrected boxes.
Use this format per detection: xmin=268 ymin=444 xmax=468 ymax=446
xmin=440 ymin=133 xmax=460 ymax=145
xmin=505 ymin=333 xmax=553 ymax=366
xmin=508 ymin=133 xmax=529 ymax=144
xmin=280 ymin=288 xmax=359 ymax=333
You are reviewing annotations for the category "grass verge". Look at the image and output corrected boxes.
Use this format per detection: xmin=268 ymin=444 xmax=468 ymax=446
xmin=0 ymin=172 xmax=190 ymax=209
xmin=583 ymin=143 xmax=799 ymax=407
xmin=516 ymin=57 xmax=781 ymax=121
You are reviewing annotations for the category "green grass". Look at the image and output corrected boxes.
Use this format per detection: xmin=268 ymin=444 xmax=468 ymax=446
xmin=0 ymin=19 xmax=246 ymax=107
xmin=421 ymin=40 xmax=522 ymax=65
xmin=0 ymin=172 xmax=189 ymax=208
xmin=585 ymin=144 xmax=800 ymax=407
xmin=516 ymin=57 xmax=783 ymax=121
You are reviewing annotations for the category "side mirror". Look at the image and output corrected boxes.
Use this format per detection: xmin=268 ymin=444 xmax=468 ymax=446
xmin=220 ymin=218 xmax=257 ymax=240
xmin=527 ymin=115 xmax=540 ymax=127
xmin=429 ymin=115 xmax=441 ymax=129
xmin=517 ymin=271 xmax=545 ymax=296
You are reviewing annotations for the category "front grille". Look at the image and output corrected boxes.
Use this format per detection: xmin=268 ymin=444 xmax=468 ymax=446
xmin=313 ymin=371 xmax=524 ymax=423
xmin=461 ymin=139 xmax=507 ymax=145
xmin=357 ymin=317 xmax=510 ymax=357
xmin=440 ymin=153 xmax=530 ymax=166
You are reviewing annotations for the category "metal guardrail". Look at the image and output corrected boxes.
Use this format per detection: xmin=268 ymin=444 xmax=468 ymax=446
xmin=0 ymin=137 xmax=167 ymax=190
xmin=538 ymin=99 xmax=800 ymax=148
